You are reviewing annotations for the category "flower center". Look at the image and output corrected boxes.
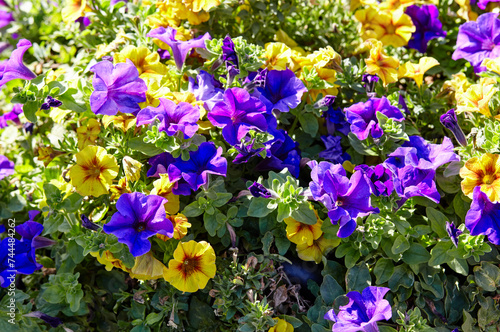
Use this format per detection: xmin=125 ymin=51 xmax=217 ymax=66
xmin=483 ymin=174 xmax=495 ymax=185
xmin=336 ymin=199 xmax=343 ymax=207
xmin=182 ymin=257 xmax=199 ymax=275
xmin=385 ymin=25 xmax=396 ymax=35
xmin=135 ymin=222 xmax=147 ymax=232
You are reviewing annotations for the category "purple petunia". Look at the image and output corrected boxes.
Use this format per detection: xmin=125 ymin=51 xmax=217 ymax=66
xmin=0 ymin=10 xmax=13 ymax=29
xmin=345 ymin=96 xmax=404 ymax=141
xmin=464 ymin=186 xmax=500 ymax=245
xmin=24 ymin=312 xmax=63 ymax=328
xmin=452 ymin=12 xmax=500 ymax=72
xmin=355 ymin=164 xmax=395 ymax=197
xmin=188 ymin=70 xmax=224 ymax=111
xmin=233 ymin=138 xmax=265 ymax=164
xmin=319 ymin=136 xmax=351 ymax=164
xmin=0 ymin=104 xmax=22 ymax=128
xmin=476 ymin=0 xmax=500 ymax=10
xmin=324 ymin=286 xmax=392 ymax=332
xmin=89 ymin=59 xmax=147 ymax=115
xmin=136 ymin=98 xmax=200 ymax=139
xmin=0 ymin=155 xmax=14 ymax=180
xmin=308 ymin=161 xmax=379 ymax=238
xmin=147 ymin=152 xmax=175 ymax=178
xmin=446 ymin=221 xmax=463 ymax=247
xmin=0 ymin=39 xmax=36 ymax=87
xmin=103 ymin=192 xmax=174 ymax=257
xmin=405 ymin=5 xmax=446 ymax=53
xmin=147 ymin=27 xmax=211 ymax=71
xmin=254 ymin=69 xmax=307 ymax=113
xmin=209 ymin=87 xmax=267 ymax=145
xmin=257 ymin=130 xmax=301 ymax=178
xmin=440 ymin=109 xmax=467 ymax=147
xmin=248 ymin=182 xmax=272 ymax=198
xmin=324 ymin=107 xmax=350 ymax=136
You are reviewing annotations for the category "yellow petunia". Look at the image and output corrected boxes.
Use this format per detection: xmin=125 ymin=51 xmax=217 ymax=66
xmin=62 ymin=0 xmax=90 ymax=24
xmin=269 ymin=318 xmax=294 ymax=332
xmin=129 ymin=252 xmax=167 ymax=280
xmin=150 ymin=174 xmax=180 ymax=214
xmin=90 ymin=251 xmax=130 ymax=272
xmin=296 ymin=236 xmax=340 ymax=264
xmin=398 ymin=57 xmax=439 ymax=87
xmin=157 ymin=213 xmax=191 ymax=240
xmin=284 ymin=214 xmax=323 ymax=246
xmin=456 ymin=78 xmax=497 ymax=117
xmin=109 ymin=177 xmax=131 ymax=201
xmin=77 ymin=118 xmax=101 ymax=150
xmin=441 ymin=72 xmax=471 ymax=98
xmin=264 ymin=42 xmax=293 ymax=70
xmin=460 ymin=153 xmax=500 ymax=202
xmin=454 ymin=0 xmax=478 ymax=22
xmin=164 ymin=240 xmax=216 ymax=293
xmin=68 ymin=146 xmax=119 ymax=197
xmin=182 ymin=0 xmax=221 ymax=12
xmin=364 ymin=39 xmax=400 ymax=86
xmin=101 ymin=112 xmax=137 ymax=132
xmin=122 ymin=156 xmax=142 ymax=183
xmin=114 ymin=46 xmax=169 ymax=79
xmin=482 ymin=58 xmax=500 ymax=75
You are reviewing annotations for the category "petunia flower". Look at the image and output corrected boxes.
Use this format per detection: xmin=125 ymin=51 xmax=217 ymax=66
xmin=465 ymin=186 xmax=500 ymax=245
xmin=208 ymin=87 xmax=267 ymax=145
xmin=452 ymin=13 xmax=500 ymax=72
xmin=319 ymin=135 xmax=351 ymax=164
xmin=345 ymin=96 xmax=404 ymax=141
xmin=296 ymin=236 xmax=339 ymax=264
xmin=150 ymin=174 xmax=180 ymax=214
xmin=155 ymin=213 xmax=191 ymax=240
xmin=0 ymin=39 xmax=36 ymax=87
xmin=188 ymin=70 xmax=224 ymax=111
xmin=147 ymin=26 xmax=211 ymax=71
xmin=0 ymin=104 xmax=22 ymax=128
xmin=324 ymin=107 xmax=350 ymax=136
xmin=233 ymin=139 xmax=265 ymax=164
xmin=89 ymin=59 xmax=147 ymax=116
xmin=147 ymin=152 xmax=176 ymax=178
xmin=0 ymin=10 xmax=13 ymax=29
xmin=163 ymin=240 xmax=216 ymax=293
xmin=456 ymin=78 xmax=497 ymax=117
xmin=284 ymin=213 xmax=323 ymax=246
xmin=76 ymin=118 xmax=101 ymax=150
xmin=24 ymin=312 xmax=62 ymax=328
xmin=324 ymin=286 xmax=392 ymax=332
xmin=269 ymin=318 xmax=294 ymax=332
xmin=477 ymin=0 xmax=500 ymax=9
xmin=103 ymin=192 xmax=174 ymax=257
xmin=364 ymin=39 xmax=399 ymax=86
xmin=114 ymin=45 xmax=169 ymax=79
xmin=355 ymin=164 xmax=395 ymax=197
xmin=446 ymin=221 xmax=463 ymax=247
xmin=68 ymin=145 xmax=119 ymax=197
xmin=137 ymin=98 xmax=200 ymax=139
xmin=405 ymin=4 xmax=447 ymax=53
xmin=257 ymin=130 xmax=301 ymax=178
xmin=62 ymin=0 xmax=90 ymax=24
xmin=0 ymin=154 xmax=14 ymax=180
xmin=398 ymin=57 xmax=440 ymax=87
xmin=460 ymin=153 xmax=500 ymax=202
xmin=248 ymin=182 xmax=272 ymax=198
xmin=362 ymin=74 xmax=379 ymax=97
xmin=440 ymin=109 xmax=467 ymax=147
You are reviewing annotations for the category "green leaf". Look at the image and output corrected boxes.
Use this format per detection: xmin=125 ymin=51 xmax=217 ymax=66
xmin=388 ymin=265 xmax=414 ymax=291
xmin=145 ymin=312 xmax=163 ymax=326
xmin=426 ymin=207 xmax=448 ymax=238
xmin=7 ymin=193 xmax=26 ymax=212
xmin=67 ymin=240 xmax=84 ymax=264
xmin=447 ymin=258 xmax=468 ymax=276
xmin=428 ymin=241 xmax=453 ymax=266
xmin=346 ymin=263 xmax=371 ymax=292
xmin=58 ymin=88 xmax=87 ymax=112
xmin=60 ymin=193 xmax=83 ymax=213
xmin=129 ymin=137 xmax=165 ymax=156
xmin=248 ymin=197 xmax=274 ymax=218
xmin=203 ymin=213 xmax=219 ymax=237
xmin=391 ymin=235 xmax=410 ymax=255
xmin=474 ymin=262 xmax=500 ymax=292
xmin=66 ymin=286 xmax=83 ymax=312
xmin=320 ymin=275 xmax=344 ymax=306
xmin=478 ymin=297 xmax=500 ymax=329
xmin=261 ymin=231 xmax=274 ymax=256
xmin=182 ymin=201 xmax=203 ymax=217
xmin=188 ymin=296 xmax=216 ymax=329
xmin=374 ymin=258 xmax=394 ymax=285
xmin=311 ymin=324 xmax=330 ymax=332
xmin=347 ymin=132 xmax=378 ymax=156
xmin=290 ymin=202 xmax=317 ymax=225
xmin=275 ymin=236 xmax=290 ymax=256
xmin=23 ymin=101 xmax=39 ymax=123
xmin=298 ymin=113 xmax=319 ymax=137
xmin=402 ymin=243 xmax=431 ymax=265
xmin=42 ymin=285 xmax=65 ymax=303
xmin=379 ymin=327 xmax=398 ymax=332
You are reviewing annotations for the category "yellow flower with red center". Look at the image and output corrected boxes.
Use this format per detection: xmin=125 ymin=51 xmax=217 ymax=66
xmin=456 ymin=78 xmax=497 ymax=117
xmin=460 ymin=153 xmax=500 ymax=202
xmin=156 ymin=214 xmax=191 ymax=240
xmin=164 ymin=240 xmax=216 ymax=293
xmin=109 ymin=177 xmax=131 ymax=201
xmin=296 ymin=236 xmax=340 ymax=264
xmin=101 ymin=112 xmax=137 ymax=132
xmin=68 ymin=146 xmax=119 ymax=197
xmin=364 ymin=39 xmax=400 ymax=86
xmin=114 ymin=46 xmax=169 ymax=79
xmin=77 ymin=118 xmax=101 ymax=150
xmin=398 ymin=57 xmax=440 ymax=87
xmin=284 ymin=214 xmax=323 ymax=246
xmin=62 ymin=0 xmax=90 ymax=24
xmin=151 ymin=174 xmax=180 ymax=214
xmin=269 ymin=318 xmax=294 ymax=332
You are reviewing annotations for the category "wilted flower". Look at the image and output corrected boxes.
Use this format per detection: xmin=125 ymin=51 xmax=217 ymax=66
xmin=362 ymin=74 xmax=379 ymax=97
xmin=0 ymin=39 xmax=37 ymax=87
xmin=440 ymin=109 xmax=467 ymax=147
xmin=465 ymin=186 xmax=500 ymax=245
xmin=405 ymin=4 xmax=446 ymax=53
xmin=81 ymin=214 xmax=100 ymax=231
xmin=122 ymin=156 xmax=142 ymax=183
xmin=296 ymin=236 xmax=339 ymax=264
xmin=0 ymin=155 xmax=14 ymax=180
xmin=460 ymin=153 xmax=500 ymax=202
xmin=398 ymin=57 xmax=439 ymax=87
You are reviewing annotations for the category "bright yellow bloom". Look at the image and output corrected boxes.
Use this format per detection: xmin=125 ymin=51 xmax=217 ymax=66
xmin=482 ymin=58 xmax=500 ymax=75
xmin=95 ymin=29 xmax=130 ymax=59
xmin=299 ymin=46 xmax=342 ymax=99
xmin=182 ymin=0 xmax=220 ymax=12
xmin=350 ymin=0 xmax=378 ymax=11
xmin=442 ymin=72 xmax=471 ymax=98
xmin=109 ymin=177 xmax=131 ymax=201
xmin=68 ymin=146 xmax=119 ymax=197
xmin=364 ymin=39 xmax=400 ymax=86
xmin=296 ymin=236 xmax=340 ymax=264
xmin=122 ymin=156 xmax=142 ymax=183
xmin=90 ymin=251 xmax=130 ymax=272
xmin=264 ymin=42 xmax=293 ymax=70
xmin=456 ymin=78 xmax=497 ymax=117
xmin=102 ymin=112 xmax=137 ymax=132
xmin=454 ymin=0 xmax=478 ymax=21
xmin=269 ymin=318 xmax=294 ymax=332
xmin=146 ymin=0 xmax=217 ymax=28
xmin=157 ymin=213 xmax=191 ymax=240
xmin=275 ymin=29 xmax=306 ymax=55
xmin=151 ymin=174 xmax=180 ymax=214
xmin=398 ymin=57 xmax=439 ymax=87
xmin=460 ymin=153 xmax=500 ymax=202
xmin=114 ymin=46 xmax=169 ymax=79
xmin=129 ymin=252 xmax=167 ymax=280
xmin=77 ymin=118 xmax=101 ymax=150
xmin=284 ymin=214 xmax=323 ymax=246
xmin=62 ymin=0 xmax=90 ymax=24
xmin=164 ymin=240 xmax=216 ymax=293
xmin=379 ymin=0 xmax=436 ymax=10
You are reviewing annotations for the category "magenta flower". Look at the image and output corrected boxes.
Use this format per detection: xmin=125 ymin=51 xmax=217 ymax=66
xmin=324 ymin=286 xmax=392 ymax=332
xmin=345 ymin=97 xmax=404 ymax=141
xmin=0 ymin=39 xmax=36 ymax=87
xmin=208 ymin=87 xmax=267 ymax=145
xmin=0 ymin=104 xmax=22 ymax=128
xmin=103 ymin=192 xmax=173 ymax=257
xmin=464 ymin=186 xmax=500 ymax=245
xmin=405 ymin=5 xmax=446 ymax=53
xmin=354 ymin=164 xmax=394 ymax=197
xmin=452 ymin=13 xmax=500 ymax=72
xmin=255 ymin=69 xmax=307 ymax=113
xmin=147 ymin=27 xmax=210 ymax=70
xmin=0 ymin=10 xmax=13 ymax=29
xmin=477 ymin=0 xmax=500 ymax=10
xmin=89 ymin=59 xmax=147 ymax=115
xmin=137 ymin=98 xmax=200 ymax=139
xmin=0 ymin=155 xmax=14 ymax=180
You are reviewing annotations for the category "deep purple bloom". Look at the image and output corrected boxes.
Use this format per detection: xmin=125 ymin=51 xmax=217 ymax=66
xmin=0 ymin=39 xmax=36 ymax=87
xmin=362 ymin=74 xmax=379 ymax=97
xmin=157 ymin=49 xmax=170 ymax=60
xmin=0 ymin=155 xmax=14 ymax=180
xmin=137 ymin=98 xmax=200 ymax=139
xmin=325 ymin=107 xmax=350 ymax=136
xmin=24 ymin=312 xmax=63 ymax=328
xmin=355 ymin=164 xmax=395 ymax=197
xmin=40 ymin=95 xmax=62 ymax=111
xmin=233 ymin=139 xmax=265 ymax=164
xmin=386 ymin=136 xmax=459 ymax=170
xmin=440 ymin=109 xmax=467 ymax=147
xmin=75 ymin=16 xmax=91 ymax=30
xmin=405 ymin=5 xmax=446 ymax=53
xmin=89 ymin=59 xmax=147 ymax=115
xmin=255 ymin=69 xmax=307 ymax=113
xmin=147 ymin=152 xmax=175 ymax=178
xmin=446 ymin=221 xmax=463 ymax=247
xmin=345 ymin=97 xmax=404 ymax=141
xmin=167 ymin=142 xmax=228 ymax=194
xmin=477 ymin=0 xmax=500 ymax=10
xmin=452 ymin=13 xmax=500 ymax=72
xmin=308 ymin=161 xmax=379 ymax=238
xmin=147 ymin=27 xmax=211 ymax=71
xmin=209 ymin=87 xmax=267 ymax=145
xmin=81 ymin=214 xmax=100 ymax=231
xmin=188 ymin=70 xmax=224 ymax=111
xmin=243 ymin=68 xmax=268 ymax=91
xmin=248 ymin=182 xmax=272 ymax=198
xmin=324 ymin=286 xmax=392 ymax=332
xmin=0 ymin=104 xmax=22 ymax=128
xmin=0 ymin=238 xmax=38 ymax=287
xmin=257 ymin=130 xmax=301 ymax=178
xmin=0 ymin=10 xmax=13 ymax=29
xmin=16 ymin=220 xmax=55 ymax=251
xmin=222 ymin=35 xmax=238 ymax=68
xmin=103 ymin=192 xmax=174 ymax=257
xmin=319 ymin=136 xmax=351 ymax=164
xmin=464 ymin=186 xmax=500 ymax=245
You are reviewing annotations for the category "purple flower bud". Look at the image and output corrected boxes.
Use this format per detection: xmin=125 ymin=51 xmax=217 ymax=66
xmin=24 ymin=311 xmax=63 ymax=328
xmin=221 ymin=35 xmax=238 ymax=68
xmin=446 ymin=221 xmax=462 ymax=247
xmin=362 ymin=74 xmax=379 ymax=96
xmin=440 ymin=109 xmax=467 ymax=147
xmin=23 ymin=122 xmax=34 ymax=134
xmin=314 ymin=95 xmax=336 ymax=109
xmin=81 ymin=214 xmax=100 ymax=231
xmin=248 ymin=182 xmax=272 ymax=198
xmin=398 ymin=92 xmax=410 ymax=114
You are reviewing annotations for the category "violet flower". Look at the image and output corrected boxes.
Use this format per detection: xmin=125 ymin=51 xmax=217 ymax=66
xmin=464 ymin=186 xmax=500 ymax=245
xmin=81 ymin=214 xmax=100 ymax=231
xmin=324 ymin=107 xmax=350 ymax=136
xmin=452 ymin=13 xmax=500 ymax=72
xmin=0 ymin=39 xmax=36 ymax=87
xmin=0 ymin=10 xmax=13 ymax=29
xmin=147 ymin=152 xmax=175 ymax=178
xmin=362 ymin=74 xmax=379 ymax=97
xmin=103 ymin=192 xmax=174 ymax=257
xmin=208 ymin=87 xmax=267 ymax=145
xmin=440 ymin=109 xmax=467 ymax=147
xmin=0 ymin=238 xmax=38 ymax=287
xmin=314 ymin=95 xmax=336 ymax=109
xmin=16 ymin=220 xmax=55 ymax=254
xmin=398 ymin=92 xmax=410 ymax=115
xmin=233 ymin=139 xmax=265 ymax=164
xmin=137 ymin=98 xmax=200 ymax=139
xmin=319 ymin=135 xmax=351 ymax=164
xmin=308 ymin=161 xmax=379 ymax=238
xmin=40 ymin=95 xmax=62 ymax=111
xmin=257 ymin=130 xmax=301 ymax=178
xmin=248 ymin=182 xmax=272 ymax=198
xmin=405 ymin=5 xmax=446 ymax=53
xmin=221 ymin=35 xmax=238 ymax=68
xmin=24 ymin=312 xmax=62 ymax=328
xmin=147 ymin=27 xmax=211 ymax=71
xmin=354 ymin=164 xmax=395 ymax=197
xmin=0 ymin=155 xmax=14 ymax=180
xmin=89 ymin=59 xmax=147 ymax=115
xmin=446 ymin=221 xmax=463 ymax=247
xmin=255 ymin=69 xmax=307 ymax=113
xmin=345 ymin=97 xmax=404 ymax=141
xmin=477 ymin=0 xmax=500 ymax=10
xmin=188 ymin=70 xmax=224 ymax=111
xmin=324 ymin=286 xmax=392 ymax=332
xmin=0 ymin=104 xmax=22 ymax=128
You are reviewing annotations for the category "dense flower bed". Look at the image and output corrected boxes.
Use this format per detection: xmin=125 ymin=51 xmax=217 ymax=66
xmin=0 ymin=0 xmax=500 ymax=331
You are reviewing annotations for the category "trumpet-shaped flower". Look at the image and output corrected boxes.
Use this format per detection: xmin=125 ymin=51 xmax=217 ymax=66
xmin=465 ymin=186 xmax=500 ymax=245
xmin=355 ymin=164 xmax=395 ymax=197
xmin=364 ymin=40 xmax=400 ymax=86
xmin=89 ymin=59 xmax=147 ymax=115
xmin=257 ymin=130 xmax=301 ymax=178
xmin=150 ymin=174 xmax=180 ymax=214
xmin=284 ymin=213 xmax=323 ymax=246
xmin=0 ymin=155 xmax=14 ymax=180
xmin=188 ymin=70 xmax=224 ymax=111
xmin=76 ymin=118 xmax=101 ymax=150
xmin=147 ymin=152 xmax=176 ymax=178
xmin=264 ymin=42 xmax=293 ymax=70
xmin=456 ymin=78 xmax=497 ymax=117
xmin=255 ymin=69 xmax=307 ymax=113
xmin=460 ymin=153 xmax=500 ymax=202
xmin=102 ymin=112 xmax=137 ymax=132
xmin=405 ymin=5 xmax=446 ymax=53
xmin=319 ymin=135 xmax=351 ymax=164
xmin=103 ymin=192 xmax=173 ymax=257
xmin=0 ymin=39 xmax=36 ymax=87
xmin=164 ymin=240 xmax=216 ymax=293
xmin=114 ymin=45 xmax=169 ymax=79
xmin=62 ymin=0 xmax=90 ymax=24
xmin=68 ymin=145 xmax=119 ymax=197
xmin=157 ymin=213 xmax=191 ymax=240
xmin=398 ymin=57 xmax=439 ymax=87
xmin=446 ymin=221 xmax=463 ymax=247
xmin=0 ymin=10 xmax=13 ymax=29
xmin=482 ymin=57 xmax=500 ymax=75
xmin=0 ymin=238 xmax=38 ymax=287
xmin=269 ymin=318 xmax=294 ymax=332
xmin=249 ymin=182 xmax=272 ymax=198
